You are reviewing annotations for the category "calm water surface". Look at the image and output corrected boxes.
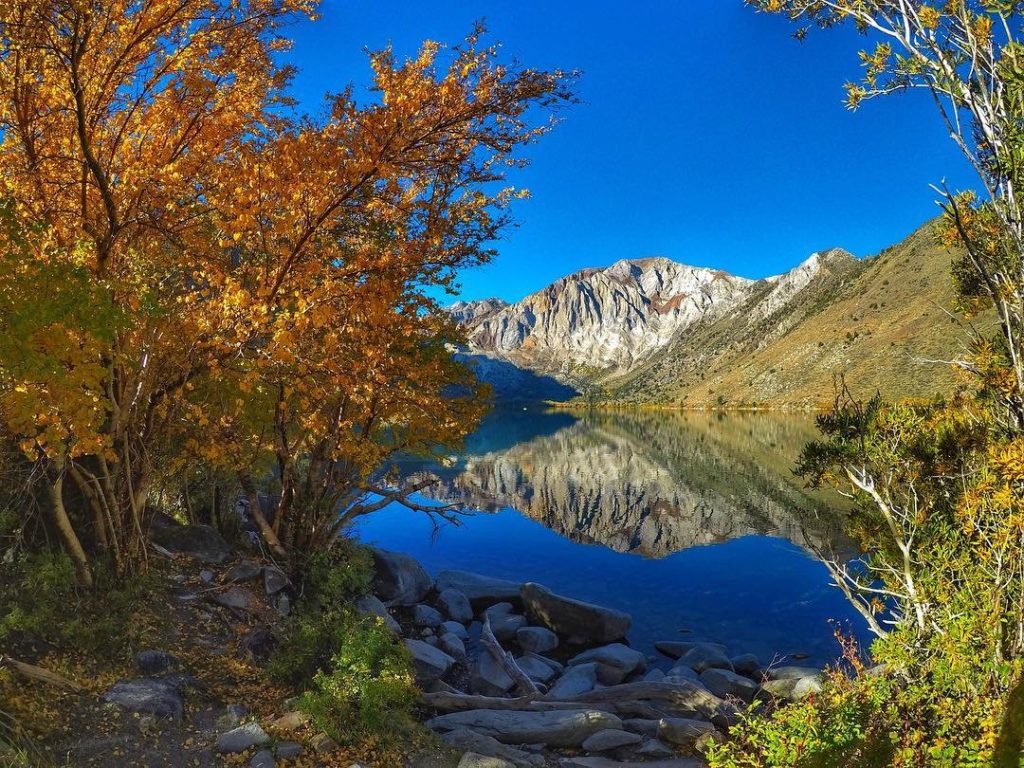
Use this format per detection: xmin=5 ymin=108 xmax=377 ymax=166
xmin=354 ymin=407 xmax=872 ymax=668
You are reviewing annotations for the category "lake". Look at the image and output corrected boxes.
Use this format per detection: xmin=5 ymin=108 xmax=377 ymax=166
xmin=354 ymin=407 xmax=873 ymax=668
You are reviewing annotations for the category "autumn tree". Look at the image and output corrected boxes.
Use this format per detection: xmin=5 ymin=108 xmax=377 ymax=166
xmin=0 ymin=1 xmax=572 ymax=586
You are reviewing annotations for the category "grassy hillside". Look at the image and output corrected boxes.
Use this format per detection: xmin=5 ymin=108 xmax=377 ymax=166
xmin=603 ymin=221 xmax=990 ymax=408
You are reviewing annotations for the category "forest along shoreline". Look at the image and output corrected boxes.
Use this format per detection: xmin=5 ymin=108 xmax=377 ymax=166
xmin=34 ymin=512 xmax=837 ymax=768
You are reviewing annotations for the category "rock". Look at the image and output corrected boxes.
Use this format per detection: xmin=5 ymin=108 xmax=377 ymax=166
xmin=515 ymin=654 xmax=558 ymax=685
xmin=151 ymin=524 xmax=233 ymax=564
xmin=225 ymin=560 xmax=262 ymax=582
xmin=103 ymin=678 xmax=184 ymax=719
xmin=654 ymin=641 xmax=691 ymax=659
xmin=484 ymin=602 xmax=515 ymax=621
xmin=657 ymin=717 xmax=717 ymax=749
xmin=636 ymin=738 xmax=676 ymax=758
xmin=200 ymin=569 xmax=215 ymax=583
xmin=700 ymin=668 xmax=758 ymax=703
xmin=515 ymin=626 xmax=559 ymax=654
xmin=521 ymin=583 xmax=630 ymax=646
xmin=427 ymin=709 xmax=623 ymax=747
xmin=422 ymin=628 xmax=436 ymax=638
xmin=413 ymin=603 xmax=445 ymax=628
xmin=760 ymin=675 xmax=822 ymax=702
xmin=767 ymin=665 xmax=822 ymax=680
xmin=250 ymin=749 xmax=275 ymax=768
xmin=664 ymin=663 xmax=703 ymax=686
xmin=731 ymin=653 xmax=761 ymax=677
xmin=240 ymin=626 xmax=278 ymax=661
xmin=441 ymin=727 xmax=544 ymax=767
xmin=216 ymin=722 xmax=270 ymax=754
xmin=214 ymin=586 xmax=262 ymax=613
xmin=405 ymin=639 xmax=456 ymax=684
xmin=546 ymin=662 xmax=598 ymax=698
xmin=269 ymin=710 xmax=309 ymax=731
xmin=520 ymin=651 xmax=563 ymax=677
xmin=643 ymin=668 xmax=666 ymax=683
xmin=371 ymin=548 xmax=432 ymax=606
xmin=438 ymin=632 xmax=467 ymax=662
xmin=678 ymin=643 xmax=733 ymax=673
xmin=275 ymin=742 xmax=303 ymax=759
xmin=472 ymin=653 xmax=515 ymax=697
xmin=263 ymin=566 xmax=290 ymax=595
xmin=309 ymin=732 xmax=338 ymax=753
xmin=569 ymin=644 xmax=646 ymax=685
xmin=622 ymin=719 xmax=660 ymax=737
xmin=354 ymin=594 xmax=401 ymax=633
xmin=437 ymin=588 xmax=474 ymax=623
xmin=458 ymin=754 xmax=516 ymax=768
xmin=135 ymin=649 xmax=177 ymax=675
xmin=491 ymin=614 xmax=528 ymax=643
xmin=581 ymin=729 xmax=642 ymax=752
xmin=215 ymin=704 xmax=248 ymax=730
xmin=273 ymin=592 xmax=291 ymax=616
xmin=436 ymin=570 xmax=524 ymax=611
xmin=442 ymin=620 xmax=470 ymax=640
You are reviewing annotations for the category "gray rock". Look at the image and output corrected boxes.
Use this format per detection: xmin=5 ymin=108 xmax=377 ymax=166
xmin=679 ymin=643 xmax=733 ymax=673
xmin=654 ymin=641 xmax=692 ymax=659
xmin=515 ymin=626 xmax=558 ymax=654
xmin=354 ymin=594 xmax=401 ymax=634
xmin=241 ymin=626 xmax=277 ymax=661
xmin=200 ymin=569 xmax=215 ymax=583
xmin=441 ymin=727 xmax=544 ymax=767
xmin=521 ymin=583 xmax=630 ymax=646
xmin=436 ymin=570 xmax=524 ymax=611
xmin=438 ymin=632 xmax=467 ymax=662
xmin=760 ymin=673 xmax=822 ymax=702
xmin=225 ymin=560 xmax=262 ymax=582
xmin=484 ymin=602 xmax=515 ymax=621
xmin=103 ymin=678 xmax=184 ymax=719
xmin=472 ymin=653 xmax=515 ymax=697
xmin=458 ymin=754 xmax=516 ymax=768
xmin=404 ymin=639 xmax=455 ymax=685
xmin=273 ymin=592 xmax=291 ymax=616
xmin=521 ymin=651 xmax=563 ymax=674
xmin=569 ymin=644 xmax=646 ymax=685
xmin=262 ymin=566 xmax=290 ymax=595
xmin=214 ymin=586 xmax=261 ymax=613
xmin=700 ymin=668 xmax=758 ymax=703
xmin=664 ymin=663 xmax=703 ymax=686
xmin=636 ymin=738 xmax=676 ymax=758
xmin=730 ymin=653 xmax=761 ymax=677
xmin=135 ymin=649 xmax=177 ymax=675
xmin=657 ymin=717 xmax=716 ymax=748
xmin=427 ymin=708 xmax=623 ymax=747
xmin=216 ymin=722 xmax=270 ymax=753
xmin=491 ymin=614 xmax=528 ymax=643
xmin=546 ymin=662 xmax=598 ymax=699
xmin=442 ymin=620 xmax=470 ymax=640
xmin=151 ymin=524 xmax=233 ymax=564
xmin=643 ymin=668 xmax=666 ymax=683
xmin=249 ymin=749 xmax=275 ymax=768
xmin=437 ymin=588 xmax=474 ymax=623
xmin=515 ymin=654 xmax=558 ymax=685
xmin=215 ymin=704 xmax=248 ymax=730
xmin=766 ymin=665 xmax=822 ymax=680
xmin=581 ymin=729 xmax=642 ymax=752
xmin=275 ymin=742 xmax=303 ymax=759
xmin=371 ymin=548 xmax=432 ymax=606
xmin=413 ymin=603 xmax=445 ymax=628
xmin=622 ymin=718 xmax=660 ymax=737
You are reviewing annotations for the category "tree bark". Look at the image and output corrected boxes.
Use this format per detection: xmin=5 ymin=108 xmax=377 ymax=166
xmin=46 ymin=467 xmax=93 ymax=588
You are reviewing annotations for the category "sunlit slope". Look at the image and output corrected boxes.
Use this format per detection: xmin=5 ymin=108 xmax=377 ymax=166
xmin=607 ymin=222 xmax=986 ymax=407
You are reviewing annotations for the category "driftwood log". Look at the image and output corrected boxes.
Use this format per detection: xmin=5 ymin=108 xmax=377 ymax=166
xmin=0 ymin=655 xmax=83 ymax=691
xmin=480 ymin=615 xmax=539 ymax=696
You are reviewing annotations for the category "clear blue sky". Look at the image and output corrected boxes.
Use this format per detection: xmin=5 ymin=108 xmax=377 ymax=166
xmin=284 ymin=0 xmax=975 ymax=303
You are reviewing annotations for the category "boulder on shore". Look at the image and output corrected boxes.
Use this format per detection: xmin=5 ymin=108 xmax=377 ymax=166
xmin=436 ymin=588 xmax=474 ymax=623
xmin=427 ymin=708 xmax=623 ymax=748
xmin=354 ymin=594 xmax=401 ymax=634
xmin=103 ymin=678 xmax=184 ymax=720
xmin=546 ymin=662 xmax=599 ymax=699
xmin=657 ymin=717 xmax=717 ymax=749
xmin=521 ymin=583 xmax=630 ymax=646
xmin=436 ymin=570 xmax=524 ymax=611
xmin=371 ymin=549 xmax=432 ymax=606
xmin=404 ymin=639 xmax=455 ymax=685
xmin=568 ymin=643 xmax=646 ymax=685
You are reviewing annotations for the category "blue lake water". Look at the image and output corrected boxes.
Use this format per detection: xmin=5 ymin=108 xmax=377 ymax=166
xmin=354 ymin=407 xmax=872 ymax=668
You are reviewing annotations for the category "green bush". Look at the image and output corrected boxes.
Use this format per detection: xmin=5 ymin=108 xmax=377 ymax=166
xmin=297 ymin=613 xmax=418 ymax=746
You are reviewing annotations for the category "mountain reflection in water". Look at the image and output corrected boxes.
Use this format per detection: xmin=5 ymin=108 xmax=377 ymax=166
xmin=358 ymin=407 xmax=870 ymax=666
xmin=416 ymin=407 xmax=851 ymax=559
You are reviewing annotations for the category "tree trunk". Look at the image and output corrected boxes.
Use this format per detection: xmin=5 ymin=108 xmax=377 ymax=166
xmin=46 ymin=467 xmax=93 ymax=588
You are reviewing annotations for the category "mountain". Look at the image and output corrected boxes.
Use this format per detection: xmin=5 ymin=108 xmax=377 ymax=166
xmin=453 ymin=221 xmax=988 ymax=407
xmin=459 ymin=257 xmax=753 ymax=383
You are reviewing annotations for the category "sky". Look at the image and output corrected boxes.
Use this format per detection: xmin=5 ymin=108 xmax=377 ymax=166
xmin=283 ymin=0 xmax=976 ymax=303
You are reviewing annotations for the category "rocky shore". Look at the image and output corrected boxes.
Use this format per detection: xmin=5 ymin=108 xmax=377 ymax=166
xmin=365 ymin=548 xmax=826 ymax=768
xmin=86 ymin=524 xmax=824 ymax=768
